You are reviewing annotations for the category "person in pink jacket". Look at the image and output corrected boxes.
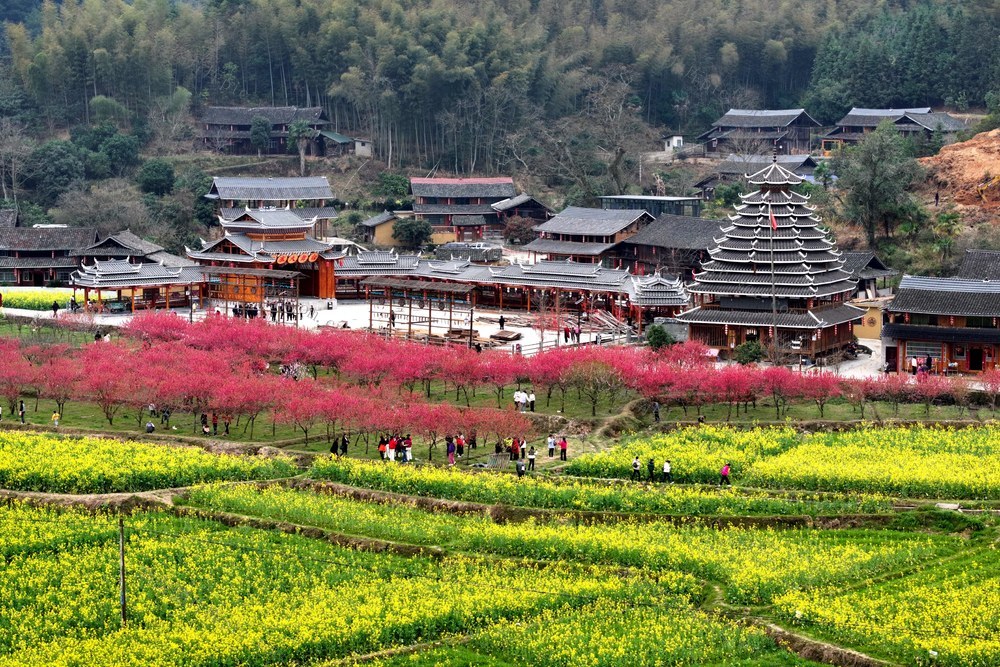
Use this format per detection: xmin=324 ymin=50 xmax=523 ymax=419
xmin=720 ymin=463 xmax=731 ymax=487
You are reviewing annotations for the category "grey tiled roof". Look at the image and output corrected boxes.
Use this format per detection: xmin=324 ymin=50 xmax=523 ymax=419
xmin=412 ymin=203 xmax=497 ymax=215
xmin=882 ymin=323 xmax=1000 ymax=345
xmin=147 ymin=251 xmax=196 ymax=267
xmin=956 ymin=249 xmax=1000 ymax=280
xmin=410 ymin=177 xmax=516 ymax=199
xmin=72 ymin=260 xmax=203 ymax=289
xmin=74 ymin=230 xmax=164 ymax=257
xmin=712 ymin=109 xmax=819 ymax=128
xmin=0 ymin=227 xmax=98 ymax=251
xmin=675 ymin=303 xmax=863 ymax=328
xmin=492 ymin=193 xmax=550 ymax=212
xmin=889 ymin=275 xmax=1000 ymax=317
xmin=359 ymin=211 xmax=397 ymax=228
xmin=222 ymin=209 xmax=314 ymax=229
xmin=523 ymin=238 xmax=616 ymax=256
xmin=221 ymin=207 xmax=338 ymax=221
xmin=534 ymin=207 xmax=648 ymax=236
xmin=840 ymin=251 xmax=897 ymax=280
xmin=0 ymin=256 xmax=79 ymax=269
xmin=209 ymin=177 xmax=334 ymax=201
xmin=626 ymin=274 xmax=689 ymax=307
xmin=621 ymin=215 xmax=725 ymax=251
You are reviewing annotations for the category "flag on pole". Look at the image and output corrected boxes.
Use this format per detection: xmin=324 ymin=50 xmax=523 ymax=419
xmin=769 ymin=205 xmax=778 ymax=231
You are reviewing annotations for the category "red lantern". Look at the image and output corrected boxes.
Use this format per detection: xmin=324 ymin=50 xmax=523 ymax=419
xmin=949 ymin=316 xmax=955 ymax=326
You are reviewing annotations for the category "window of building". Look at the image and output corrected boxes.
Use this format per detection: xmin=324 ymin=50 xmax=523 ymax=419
xmin=910 ymin=314 xmax=938 ymax=326
xmin=906 ymin=341 xmax=943 ymax=360
xmin=965 ymin=316 xmax=997 ymax=329
xmin=0 ymin=270 xmax=14 ymax=283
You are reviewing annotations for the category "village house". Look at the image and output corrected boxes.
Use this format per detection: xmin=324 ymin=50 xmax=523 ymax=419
xmin=698 ymin=109 xmax=821 ymax=155
xmin=821 ymin=108 xmax=967 ymax=154
xmin=614 ymin=214 xmax=725 ymax=279
xmin=883 ymin=274 xmax=1000 ymax=374
xmin=409 ymin=177 xmax=519 ymax=243
xmin=0 ymin=224 xmax=97 ymax=287
xmin=199 ymin=106 xmax=333 ymax=155
xmin=525 ymin=207 xmax=654 ymax=264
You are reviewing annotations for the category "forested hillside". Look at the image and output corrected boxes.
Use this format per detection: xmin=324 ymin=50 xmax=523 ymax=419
xmin=1 ymin=0 xmax=998 ymax=176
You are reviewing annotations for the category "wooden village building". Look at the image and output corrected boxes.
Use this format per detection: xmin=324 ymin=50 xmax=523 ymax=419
xmin=0 ymin=226 xmax=97 ymax=286
xmin=207 ymin=176 xmax=339 ymax=239
xmin=840 ymin=251 xmax=898 ymax=299
xmin=675 ymin=159 xmax=863 ymax=358
xmin=187 ymin=207 xmax=341 ymax=302
xmin=410 ymin=177 xmax=516 ymax=243
xmin=821 ymin=108 xmax=967 ymax=154
xmin=698 ymin=109 xmax=821 ymax=155
xmin=199 ymin=106 xmax=331 ymax=155
xmin=615 ymin=215 xmax=725 ymax=279
xmin=70 ymin=260 xmax=206 ymax=314
xmin=883 ymin=275 xmax=1000 ymax=374
xmin=524 ymin=207 xmax=653 ymax=264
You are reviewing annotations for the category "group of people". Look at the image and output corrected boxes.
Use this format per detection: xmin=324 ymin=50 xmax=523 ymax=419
xmin=631 ymin=457 xmax=674 ymax=483
xmin=630 ymin=458 xmax=732 ymax=486
xmin=378 ymin=433 xmax=415 ymax=462
xmin=909 ymin=354 xmax=936 ymax=380
xmin=445 ymin=433 xmax=476 ymax=465
xmin=562 ymin=325 xmax=583 ymax=344
xmin=512 ymin=389 xmax=536 ymax=412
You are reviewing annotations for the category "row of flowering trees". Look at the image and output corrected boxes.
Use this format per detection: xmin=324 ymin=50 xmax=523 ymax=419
xmin=1 ymin=314 xmax=995 ymax=445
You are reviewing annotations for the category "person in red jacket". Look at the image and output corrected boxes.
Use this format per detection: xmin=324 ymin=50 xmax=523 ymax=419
xmin=559 ymin=436 xmax=568 ymax=461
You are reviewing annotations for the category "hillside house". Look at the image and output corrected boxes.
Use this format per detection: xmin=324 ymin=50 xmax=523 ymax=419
xmin=199 ymin=106 xmax=330 ymax=155
xmin=821 ymin=108 xmax=967 ymax=154
xmin=698 ymin=109 xmax=821 ymax=155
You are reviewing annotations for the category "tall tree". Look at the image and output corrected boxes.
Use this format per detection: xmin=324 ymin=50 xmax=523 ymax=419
xmin=287 ymin=119 xmax=313 ymax=176
xmin=833 ymin=121 xmax=923 ymax=248
xmin=249 ymin=115 xmax=271 ymax=157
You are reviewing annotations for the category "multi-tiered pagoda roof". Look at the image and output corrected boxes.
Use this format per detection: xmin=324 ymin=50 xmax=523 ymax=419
xmin=677 ymin=159 xmax=864 ymax=332
xmin=688 ymin=162 xmax=856 ymax=300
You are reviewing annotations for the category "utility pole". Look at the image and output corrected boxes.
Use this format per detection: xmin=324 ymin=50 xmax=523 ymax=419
xmin=118 ymin=516 xmax=127 ymax=628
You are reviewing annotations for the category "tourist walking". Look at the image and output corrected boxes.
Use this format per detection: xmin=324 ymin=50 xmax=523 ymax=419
xmin=631 ymin=456 xmax=641 ymax=481
xmin=446 ymin=437 xmax=456 ymax=466
xmin=527 ymin=446 xmax=536 ymax=471
xmin=516 ymin=459 xmax=525 ymax=478
xmin=720 ymin=462 xmax=732 ymax=487
xmin=456 ymin=433 xmax=465 ymax=459
xmin=404 ymin=434 xmax=413 ymax=462
xmin=499 ymin=315 xmax=506 ymax=330
xmin=340 ymin=433 xmax=349 ymax=457
xmin=18 ymin=400 xmax=25 ymax=424
xmin=662 ymin=459 xmax=672 ymax=483
xmin=559 ymin=436 xmax=568 ymax=461
xmin=528 ymin=391 xmax=536 ymax=412
xmin=652 ymin=400 xmax=660 ymax=423
xmin=647 ymin=458 xmax=655 ymax=482
xmin=51 ymin=300 xmax=60 ymax=318
xmin=51 ymin=410 xmax=60 ymax=428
